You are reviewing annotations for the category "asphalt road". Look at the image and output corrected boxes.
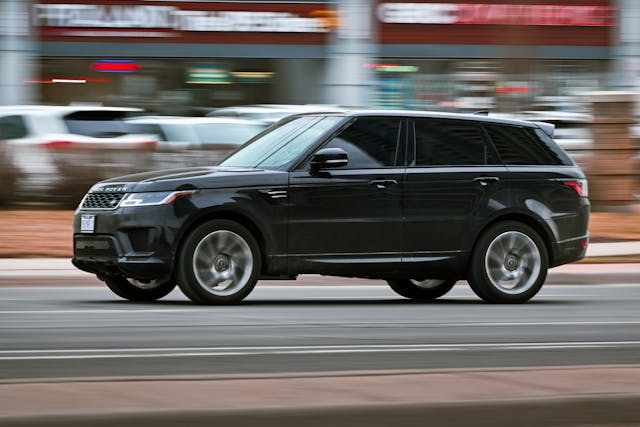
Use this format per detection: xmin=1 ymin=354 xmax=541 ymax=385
xmin=1 ymin=281 xmax=640 ymax=380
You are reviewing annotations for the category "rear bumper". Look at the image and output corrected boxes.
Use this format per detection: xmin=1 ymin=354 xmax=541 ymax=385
xmin=552 ymin=235 xmax=589 ymax=268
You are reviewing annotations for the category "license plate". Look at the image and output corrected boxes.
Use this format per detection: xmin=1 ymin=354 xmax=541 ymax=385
xmin=80 ymin=215 xmax=95 ymax=233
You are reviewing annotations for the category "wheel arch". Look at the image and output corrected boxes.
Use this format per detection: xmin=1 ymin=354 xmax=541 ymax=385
xmin=173 ymin=208 xmax=269 ymax=276
xmin=468 ymin=212 xmax=555 ymax=272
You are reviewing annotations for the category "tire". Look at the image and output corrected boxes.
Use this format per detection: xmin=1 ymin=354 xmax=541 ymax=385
xmin=387 ymin=279 xmax=457 ymax=300
xmin=104 ymin=277 xmax=176 ymax=302
xmin=177 ymin=219 xmax=261 ymax=304
xmin=468 ymin=221 xmax=548 ymax=304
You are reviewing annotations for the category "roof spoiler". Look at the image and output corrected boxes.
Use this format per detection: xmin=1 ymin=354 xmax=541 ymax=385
xmin=533 ymin=121 xmax=555 ymax=138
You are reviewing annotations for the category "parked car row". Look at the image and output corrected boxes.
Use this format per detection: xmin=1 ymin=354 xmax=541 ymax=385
xmin=1 ymin=103 xmax=637 ymax=207
xmin=0 ymin=105 xmax=271 ymax=206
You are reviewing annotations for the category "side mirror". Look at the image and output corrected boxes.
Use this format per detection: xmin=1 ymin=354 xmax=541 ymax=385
xmin=310 ymin=147 xmax=348 ymax=172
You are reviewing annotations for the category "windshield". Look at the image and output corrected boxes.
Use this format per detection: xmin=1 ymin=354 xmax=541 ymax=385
xmin=220 ymin=115 xmax=343 ymax=169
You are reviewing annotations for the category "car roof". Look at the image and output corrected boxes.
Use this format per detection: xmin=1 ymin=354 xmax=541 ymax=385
xmin=126 ymin=116 xmax=264 ymax=125
xmin=0 ymin=105 xmax=141 ymax=116
xmin=293 ymin=109 xmax=544 ymax=129
xmin=209 ymin=104 xmax=344 ymax=115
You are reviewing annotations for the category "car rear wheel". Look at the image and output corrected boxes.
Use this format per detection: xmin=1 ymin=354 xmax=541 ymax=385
xmin=468 ymin=221 xmax=548 ymax=304
xmin=177 ymin=219 xmax=261 ymax=304
xmin=104 ymin=277 xmax=176 ymax=302
xmin=387 ymin=279 xmax=457 ymax=300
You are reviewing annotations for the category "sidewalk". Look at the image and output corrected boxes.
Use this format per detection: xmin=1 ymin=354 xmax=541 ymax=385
xmin=1 ymin=366 xmax=639 ymax=426
xmin=0 ymin=241 xmax=638 ymax=286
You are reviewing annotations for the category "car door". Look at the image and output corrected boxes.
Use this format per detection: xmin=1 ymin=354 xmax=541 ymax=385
xmin=402 ymin=118 xmax=509 ymax=275
xmin=287 ymin=116 xmax=406 ymax=275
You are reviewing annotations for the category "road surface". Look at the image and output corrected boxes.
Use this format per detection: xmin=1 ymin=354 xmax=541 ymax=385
xmin=1 ymin=281 xmax=639 ymax=380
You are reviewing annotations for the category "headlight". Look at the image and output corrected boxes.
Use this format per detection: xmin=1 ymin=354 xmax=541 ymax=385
xmin=120 ymin=190 xmax=196 ymax=207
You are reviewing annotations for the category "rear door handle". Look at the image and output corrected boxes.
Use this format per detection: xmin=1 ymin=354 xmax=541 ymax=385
xmin=369 ymin=179 xmax=398 ymax=189
xmin=473 ymin=176 xmax=500 ymax=186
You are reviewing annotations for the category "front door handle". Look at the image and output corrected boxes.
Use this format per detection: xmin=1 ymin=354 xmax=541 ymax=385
xmin=369 ymin=179 xmax=398 ymax=189
xmin=473 ymin=176 xmax=500 ymax=187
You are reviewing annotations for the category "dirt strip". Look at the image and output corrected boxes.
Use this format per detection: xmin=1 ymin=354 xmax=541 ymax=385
xmin=1 ymin=366 xmax=639 ymax=427
xmin=1 ymin=210 xmax=640 ymax=259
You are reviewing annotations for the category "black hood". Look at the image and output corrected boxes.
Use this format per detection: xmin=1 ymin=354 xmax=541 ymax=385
xmin=91 ymin=166 xmax=287 ymax=193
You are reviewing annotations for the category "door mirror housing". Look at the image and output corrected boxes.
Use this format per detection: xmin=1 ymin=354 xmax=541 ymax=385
xmin=310 ymin=147 xmax=348 ymax=172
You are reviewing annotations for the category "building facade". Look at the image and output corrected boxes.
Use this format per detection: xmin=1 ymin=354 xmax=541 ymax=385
xmin=2 ymin=0 xmax=634 ymax=114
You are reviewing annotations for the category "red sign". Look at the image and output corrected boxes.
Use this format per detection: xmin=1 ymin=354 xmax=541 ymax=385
xmin=378 ymin=3 xmax=614 ymax=27
xmin=379 ymin=0 xmax=614 ymax=46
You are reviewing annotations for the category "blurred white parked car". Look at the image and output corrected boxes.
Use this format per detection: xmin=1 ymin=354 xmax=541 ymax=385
xmin=0 ymin=105 xmax=158 ymax=204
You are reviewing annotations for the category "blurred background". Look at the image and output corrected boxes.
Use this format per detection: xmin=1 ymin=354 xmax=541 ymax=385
xmin=0 ymin=0 xmax=638 ymax=209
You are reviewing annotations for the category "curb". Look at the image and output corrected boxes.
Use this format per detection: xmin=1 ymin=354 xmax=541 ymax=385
xmin=1 ymin=366 xmax=640 ymax=426
xmin=3 ymin=396 xmax=640 ymax=427
xmin=0 ymin=259 xmax=639 ymax=286
xmin=1 ymin=269 xmax=640 ymax=287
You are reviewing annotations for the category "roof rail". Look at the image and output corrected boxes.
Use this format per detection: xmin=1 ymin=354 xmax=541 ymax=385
xmin=473 ymin=111 xmax=489 ymax=116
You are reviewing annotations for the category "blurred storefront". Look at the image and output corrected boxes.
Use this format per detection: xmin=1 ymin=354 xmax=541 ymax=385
xmin=32 ymin=0 xmax=336 ymax=113
xmin=372 ymin=0 xmax=615 ymax=112
xmin=19 ymin=0 xmax=632 ymax=113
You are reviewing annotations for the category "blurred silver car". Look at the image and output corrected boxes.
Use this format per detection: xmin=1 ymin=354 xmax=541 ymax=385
xmin=206 ymin=104 xmax=344 ymax=124
xmin=126 ymin=116 xmax=266 ymax=148
xmin=125 ymin=116 xmax=267 ymax=168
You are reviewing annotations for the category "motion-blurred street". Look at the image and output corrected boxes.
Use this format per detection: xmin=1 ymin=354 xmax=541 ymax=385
xmin=2 ymin=281 xmax=640 ymax=380
xmin=2 ymin=278 xmax=640 ymax=426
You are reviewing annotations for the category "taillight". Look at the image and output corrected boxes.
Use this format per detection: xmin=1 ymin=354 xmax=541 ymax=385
xmin=39 ymin=140 xmax=73 ymax=149
xmin=137 ymin=141 xmax=157 ymax=149
xmin=561 ymin=179 xmax=588 ymax=197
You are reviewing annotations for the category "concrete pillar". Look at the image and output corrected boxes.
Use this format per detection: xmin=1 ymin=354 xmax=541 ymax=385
xmin=0 ymin=0 xmax=37 ymax=105
xmin=612 ymin=0 xmax=640 ymax=92
xmin=323 ymin=0 xmax=376 ymax=108
xmin=586 ymin=92 xmax=638 ymax=208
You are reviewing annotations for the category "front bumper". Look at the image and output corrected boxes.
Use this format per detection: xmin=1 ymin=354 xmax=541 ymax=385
xmin=72 ymin=205 xmax=179 ymax=280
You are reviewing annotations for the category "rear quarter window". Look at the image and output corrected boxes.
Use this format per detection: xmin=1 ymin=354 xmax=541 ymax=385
xmin=484 ymin=124 xmax=572 ymax=166
xmin=63 ymin=110 xmax=132 ymax=138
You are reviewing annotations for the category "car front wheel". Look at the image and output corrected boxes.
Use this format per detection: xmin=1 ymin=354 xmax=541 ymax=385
xmin=468 ymin=221 xmax=548 ymax=304
xmin=177 ymin=219 xmax=261 ymax=304
xmin=387 ymin=279 xmax=457 ymax=300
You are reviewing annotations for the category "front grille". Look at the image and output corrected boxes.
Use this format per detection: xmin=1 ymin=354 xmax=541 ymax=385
xmin=81 ymin=192 xmax=126 ymax=210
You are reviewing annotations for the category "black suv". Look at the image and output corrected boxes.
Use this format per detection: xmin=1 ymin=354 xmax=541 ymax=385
xmin=73 ymin=111 xmax=589 ymax=304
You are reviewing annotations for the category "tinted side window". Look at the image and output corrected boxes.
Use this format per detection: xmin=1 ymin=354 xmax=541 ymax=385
xmin=324 ymin=118 xmax=401 ymax=168
xmin=0 ymin=115 xmax=28 ymax=139
xmin=414 ymin=119 xmax=489 ymax=166
xmin=485 ymin=124 xmax=565 ymax=166
xmin=533 ymin=128 xmax=574 ymax=166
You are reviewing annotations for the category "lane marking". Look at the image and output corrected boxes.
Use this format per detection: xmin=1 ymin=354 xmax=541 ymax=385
xmin=1 ymin=313 xmax=640 ymax=329
xmin=1 ymin=341 xmax=640 ymax=360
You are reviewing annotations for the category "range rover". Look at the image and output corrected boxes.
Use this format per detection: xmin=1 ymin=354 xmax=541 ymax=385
xmin=73 ymin=111 xmax=590 ymax=304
